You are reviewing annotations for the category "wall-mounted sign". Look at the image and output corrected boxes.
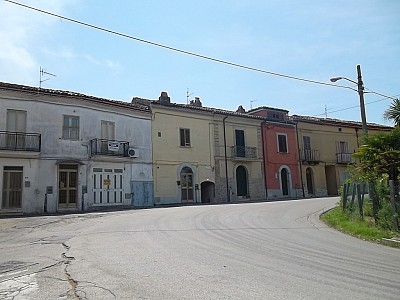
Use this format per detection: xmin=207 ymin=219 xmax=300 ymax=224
xmin=108 ymin=141 xmax=119 ymax=152
xmin=103 ymin=179 xmax=111 ymax=186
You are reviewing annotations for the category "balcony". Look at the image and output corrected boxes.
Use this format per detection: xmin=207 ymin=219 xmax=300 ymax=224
xmin=231 ymin=146 xmax=257 ymax=159
xmin=90 ymin=138 xmax=129 ymax=157
xmin=299 ymin=149 xmax=320 ymax=163
xmin=336 ymin=153 xmax=354 ymax=164
xmin=0 ymin=131 xmax=41 ymax=152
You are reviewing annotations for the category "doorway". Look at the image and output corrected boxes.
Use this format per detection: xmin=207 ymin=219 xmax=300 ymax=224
xmin=180 ymin=167 xmax=194 ymax=203
xmin=325 ymin=165 xmax=338 ymax=195
xmin=306 ymin=167 xmax=314 ymax=195
xmin=93 ymin=168 xmax=124 ymax=205
xmin=236 ymin=165 xmax=248 ymax=197
xmin=58 ymin=164 xmax=78 ymax=208
xmin=2 ymin=166 xmax=23 ymax=209
xmin=280 ymin=168 xmax=289 ymax=196
xmin=201 ymin=181 xmax=215 ymax=203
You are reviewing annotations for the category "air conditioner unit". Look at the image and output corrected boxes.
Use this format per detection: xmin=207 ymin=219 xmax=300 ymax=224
xmin=128 ymin=148 xmax=139 ymax=158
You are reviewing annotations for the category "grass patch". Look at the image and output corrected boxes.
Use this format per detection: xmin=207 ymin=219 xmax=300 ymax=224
xmin=321 ymin=206 xmax=396 ymax=242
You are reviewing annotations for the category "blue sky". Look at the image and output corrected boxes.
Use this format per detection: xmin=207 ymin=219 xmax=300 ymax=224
xmin=1 ymin=0 xmax=399 ymax=125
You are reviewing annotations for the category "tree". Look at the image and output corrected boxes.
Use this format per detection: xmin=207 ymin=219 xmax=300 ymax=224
xmin=383 ymin=98 xmax=400 ymax=127
xmin=353 ymin=128 xmax=400 ymax=181
xmin=352 ymin=128 xmax=400 ymax=226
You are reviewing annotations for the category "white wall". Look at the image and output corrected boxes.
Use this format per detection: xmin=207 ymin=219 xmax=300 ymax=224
xmin=0 ymin=91 xmax=152 ymax=213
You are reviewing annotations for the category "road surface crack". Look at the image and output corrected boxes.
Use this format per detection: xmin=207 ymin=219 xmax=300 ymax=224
xmin=62 ymin=242 xmax=80 ymax=299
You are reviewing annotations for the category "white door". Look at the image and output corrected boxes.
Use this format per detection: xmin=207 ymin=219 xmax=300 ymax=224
xmin=93 ymin=168 xmax=124 ymax=205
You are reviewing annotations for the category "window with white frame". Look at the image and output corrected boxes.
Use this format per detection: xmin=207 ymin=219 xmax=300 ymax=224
xmin=62 ymin=115 xmax=79 ymax=140
xmin=277 ymin=133 xmax=288 ymax=153
xmin=101 ymin=120 xmax=115 ymax=140
xmin=180 ymin=128 xmax=191 ymax=147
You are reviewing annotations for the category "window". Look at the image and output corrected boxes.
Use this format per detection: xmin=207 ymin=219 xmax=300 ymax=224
xmin=303 ymin=136 xmax=311 ymax=150
xmin=101 ymin=121 xmax=115 ymax=140
xmin=7 ymin=110 xmax=27 ymax=132
xmin=63 ymin=116 xmax=79 ymax=140
xmin=6 ymin=110 xmax=27 ymax=149
xmin=180 ymin=128 xmax=191 ymax=147
xmin=277 ymin=134 xmax=288 ymax=153
xmin=336 ymin=141 xmax=349 ymax=154
xmin=235 ymin=129 xmax=245 ymax=157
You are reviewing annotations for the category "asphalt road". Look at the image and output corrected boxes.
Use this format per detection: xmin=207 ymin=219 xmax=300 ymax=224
xmin=0 ymin=197 xmax=399 ymax=299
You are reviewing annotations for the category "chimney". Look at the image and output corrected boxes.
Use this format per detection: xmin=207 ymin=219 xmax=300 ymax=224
xmin=189 ymin=96 xmax=202 ymax=107
xmin=159 ymin=91 xmax=171 ymax=105
xmin=236 ymin=105 xmax=245 ymax=113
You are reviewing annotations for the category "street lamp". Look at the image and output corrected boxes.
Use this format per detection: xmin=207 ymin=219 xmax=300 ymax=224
xmin=330 ymin=65 xmax=368 ymax=135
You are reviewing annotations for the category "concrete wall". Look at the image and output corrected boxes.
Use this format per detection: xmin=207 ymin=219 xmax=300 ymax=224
xmin=0 ymin=88 xmax=152 ymax=213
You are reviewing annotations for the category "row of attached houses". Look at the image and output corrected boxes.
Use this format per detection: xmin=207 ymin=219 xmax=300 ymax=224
xmin=0 ymin=82 xmax=393 ymax=214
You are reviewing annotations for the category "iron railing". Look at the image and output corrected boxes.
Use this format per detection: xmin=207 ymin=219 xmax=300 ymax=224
xmin=90 ymin=138 xmax=129 ymax=157
xmin=0 ymin=131 xmax=41 ymax=152
xmin=336 ymin=153 xmax=354 ymax=164
xmin=231 ymin=146 xmax=257 ymax=159
xmin=299 ymin=149 xmax=320 ymax=162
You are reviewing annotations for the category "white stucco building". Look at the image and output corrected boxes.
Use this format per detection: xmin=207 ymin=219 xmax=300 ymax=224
xmin=0 ymin=82 xmax=153 ymax=214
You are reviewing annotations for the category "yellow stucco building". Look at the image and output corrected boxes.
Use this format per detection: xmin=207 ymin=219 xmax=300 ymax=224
xmin=132 ymin=94 xmax=265 ymax=204
xmin=292 ymin=115 xmax=392 ymax=197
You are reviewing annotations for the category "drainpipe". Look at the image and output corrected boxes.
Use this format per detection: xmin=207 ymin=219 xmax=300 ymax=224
xmin=223 ymin=116 xmax=230 ymax=203
xmin=355 ymin=128 xmax=360 ymax=148
xmin=295 ymin=122 xmax=305 ymax=198
xmin=261 ymin=122 xmax=268 ymax=199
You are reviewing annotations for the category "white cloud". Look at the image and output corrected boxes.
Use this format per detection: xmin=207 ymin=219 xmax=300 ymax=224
xmin=0 ymin=0 xmax=74 ymax=85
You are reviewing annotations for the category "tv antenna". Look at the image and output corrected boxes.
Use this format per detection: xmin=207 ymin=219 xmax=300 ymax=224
xmin=250 ymin=100 xmax=258 ymax=109
xmin=186 ymin=88 xmax=193 ymax=104
xmin=39 ymin=67 xmax=56 ymax=88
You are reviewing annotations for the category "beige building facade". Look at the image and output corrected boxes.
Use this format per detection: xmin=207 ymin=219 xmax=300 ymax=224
xmin=133 ymin=94 xmax=265 ymax=204
xmin=292 ymin=115 xmax=392 ymax=197
xmin=148 ymin=95 xmax=216 ymax=205
xmin=213 ymin=113 xmax=265 ymax=202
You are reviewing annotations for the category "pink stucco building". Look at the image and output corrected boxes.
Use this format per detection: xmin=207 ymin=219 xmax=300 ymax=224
xmin=248 ymin=107 xmax=302 ymax=198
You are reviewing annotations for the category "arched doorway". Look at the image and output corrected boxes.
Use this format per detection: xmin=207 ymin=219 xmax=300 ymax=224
xmin=180 ymin=167 xmax=194 ymax=203
xmin=236 ymin=165 xmax=248 ymax=197
xmin=306 ymin=167 xmax=314 ymax=195
xmin=280 ymin=168 xmax=289 ymax=196
xmin=201 ymin=181 xmax=215 ymax=203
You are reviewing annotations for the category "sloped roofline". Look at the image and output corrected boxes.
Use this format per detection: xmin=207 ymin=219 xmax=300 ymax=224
xmin=290 ymin=114 xmax=393 ymax=130
xmin=0 ymin=81 xmax=150 ymax=113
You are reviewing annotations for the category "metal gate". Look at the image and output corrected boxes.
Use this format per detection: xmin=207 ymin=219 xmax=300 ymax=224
xmin=93 ymin=168 xmax=124 ymax=205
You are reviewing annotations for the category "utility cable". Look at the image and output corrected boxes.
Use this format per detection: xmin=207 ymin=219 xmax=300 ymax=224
xmin=5 ymin=0 xmax=397 ymax=106
xmin=3 ymin=0 xmax=356 ymax=91
xmin=315 ymin=93 xmax=400 ymax=116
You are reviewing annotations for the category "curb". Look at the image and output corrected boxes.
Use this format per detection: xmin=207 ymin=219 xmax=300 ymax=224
xmin=381 ymin=238 xmax=400 ymax=248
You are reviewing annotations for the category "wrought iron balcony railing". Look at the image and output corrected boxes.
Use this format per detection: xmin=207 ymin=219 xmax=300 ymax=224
xmin=336 ymin=153 xmax=354 ymax=164
xmin=90 ymin=138 xmax=129 ymax=157
xmin=0 ymin=131 xmax=41 ymax=152
xmin=231 ymin=146 xmax=257 ymax=159
xmin=299 ymin=149 xmax=320 ymax=162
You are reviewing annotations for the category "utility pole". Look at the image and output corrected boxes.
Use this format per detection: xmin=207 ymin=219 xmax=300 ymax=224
xmin=357 ymin=65 xmax=368 ymax=135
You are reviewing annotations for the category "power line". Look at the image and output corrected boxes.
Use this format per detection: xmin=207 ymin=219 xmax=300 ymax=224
xmin=3 ymin=0 xmax=354 ymax=91
xmin=5 ymin=0 xmax=398 ymax=111
xmin=316 ymin=93 xmax=400 ymax=116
